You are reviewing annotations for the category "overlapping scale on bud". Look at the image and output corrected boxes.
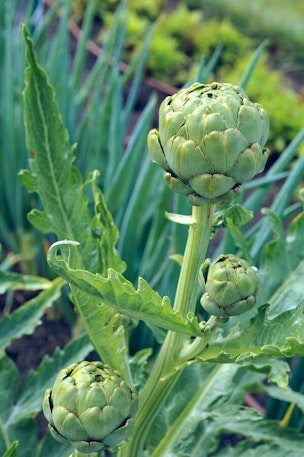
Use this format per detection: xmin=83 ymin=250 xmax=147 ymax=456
xmin=43 ymin=361 xmax=138 ymax=454
xmin=148 ymin=82 xmax=269 ymax=205
xmin=199 ymin=254 xmax=259 ymax=317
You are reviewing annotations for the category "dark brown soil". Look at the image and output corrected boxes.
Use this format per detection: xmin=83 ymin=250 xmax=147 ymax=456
xmin=6 ymin=313 xmax=72 ymax=382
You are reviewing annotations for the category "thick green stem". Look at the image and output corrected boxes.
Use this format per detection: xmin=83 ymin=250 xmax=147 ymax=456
xmin=120 ymin=203 xmax=215 ymax=457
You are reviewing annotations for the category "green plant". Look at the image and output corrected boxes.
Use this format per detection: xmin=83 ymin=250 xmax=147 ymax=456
xmin=196 ymin=0 xmax=304 ymax=63
xmin=2 ymin=25 xmax=303 ymax=457
xmin=219 ymin=52 xmax=304 ymax=155
xmin=70 ymin=0 xmax=304 ymax=159
xmin=73 ymin=0 xmax=252 ymax=85
xmin=0 ymin=0 xmax=156 ymax=279
xmin=43 ymin=361 xmax=138 ymax=453
xmin=147 ymin=82 xmax=268 ymax=205
xmin=1 ymin=2 xmax=304 ymax=455
xmin=199 ymin=254 xmax=259 ymax=317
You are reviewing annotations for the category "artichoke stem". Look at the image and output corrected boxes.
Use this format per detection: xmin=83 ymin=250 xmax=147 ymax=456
xmin=179 ymin=315 xmax=224 ymax=362
xmin=120 ymin=203 xmax=215 ymax=457
xmin=173 ymin=203 xmax=215 ymax=316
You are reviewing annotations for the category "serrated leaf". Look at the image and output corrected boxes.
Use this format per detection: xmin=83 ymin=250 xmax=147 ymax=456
xmin=68 ymin=284 xmax=129 ymax=381
xmin=90 ymin=178 xmax=126 ymax=275
xmin=197 ymin=302 xmax=304 ymax=363
xmin=0 ymin=271 xmax=51 ymax=294
xmin=258 ymin=211 xmax=304 ymax=314
xmin=217 ymin=441 xmax=301 ymax=457
xmin=226 ymin=204 xmax=253 ymax=227
xmin=157 ymin=400 xmax=304 ymax=457
xmin=0 ymin=278 xmax=65 ymax=355
xmin=21 ymin=26 xmax=95 ymax=269
xmin=149 ymin=364 xmax=240 ymax=456
xmin=5 ymin=418 xmax=37 ymax=457
xmin=208 ymin=405 xmax=304 ymax=453
xmin=261 ymin=384 xmax=304 ymax=414
xmin=195 ymin=211 xmax=304 ymax=364
xmin=0 ymin=356 xmax=38 ymax=457
xmin=21 ymin=28 xmax=130 ymax=377
xmin=240 ymin=359 xmax=290 ymax=389
xmin=47 ymin=241 xmax=203 ymax=337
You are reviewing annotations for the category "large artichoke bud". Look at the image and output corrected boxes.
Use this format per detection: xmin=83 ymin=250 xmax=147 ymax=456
xmin=200 ymin=254 xmax=259 ymax=317
xmin=148 ymin=82 xmax=269 ymax=205
xmin=43 ymin=361 xmax=138 ymax=453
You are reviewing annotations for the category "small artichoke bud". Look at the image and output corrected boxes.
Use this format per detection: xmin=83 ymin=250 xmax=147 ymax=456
xmin=200 ymin=254 xmax=259 ymax=317
xmin=43 ymin=361 xmax=138 ymax=453
xmin=148 ymin=82 xmax=269 ymax=206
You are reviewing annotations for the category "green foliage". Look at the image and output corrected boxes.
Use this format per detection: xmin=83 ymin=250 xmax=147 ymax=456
xmin=74 ymin=0 xmax=252 ymax=85
xmin=220 ymin=53 xmax=304 ymax=154
xmin=0 ymin=1 xmax=304 ymax=456
xmin=0 ymin=278 xmax=64 ymax=355
xmin=195 ymin=0 xmax=304 ymax=61
xmin=0 ymin=333 xmax=92 ymax=456
xmin=47 ymin=241 xmax=202 ymax=338
xmin=0 ymin=0 xmax=34 ymax=255
xmin=9 ymin=20 xmax=303 ymax=457
xmin=70 ymin=0 xmax=304 ymax=161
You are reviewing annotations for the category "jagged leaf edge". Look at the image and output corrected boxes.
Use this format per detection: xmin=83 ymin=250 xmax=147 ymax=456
xmin=68 ymin=283 xmax=129 ymax=380
xmin=197 ymin=302 xmax=304 ymax=363
xmin=47 ymin=241 xmax=203 ymax=337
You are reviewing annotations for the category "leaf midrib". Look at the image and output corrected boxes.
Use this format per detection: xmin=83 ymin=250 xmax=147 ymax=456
xmin=33 ymin=73 xmax=75 ymax=241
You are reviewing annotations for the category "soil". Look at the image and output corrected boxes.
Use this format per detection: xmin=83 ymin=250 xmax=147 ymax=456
xmin=6 ymin=314 xmax=72 ymax=382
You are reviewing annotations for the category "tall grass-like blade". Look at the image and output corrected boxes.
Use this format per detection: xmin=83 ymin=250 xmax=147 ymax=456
xmin=122 ymin=28 xmax=153 ymax=124
xmin=245 ymin=128 xmax=304 ymax=213
xmin=251 ymin=153 xmax=304 ymax=260
xmin=238 ymin=41 xmax=267 ymax=90
xmin=69 ymin=0 xmax=97 ymax=92
xmin=75 ymin=3 xmax=127 ymax=108
xmin=197 ymin=44 xmax=223 ymax=84
xmin=118 ymin=157 xmax=159 ymax=280
xmin=104 ymin=67 xmax=124 ymax=192
xmin=217 ymin=128 xmax=304 ymax=257
xmin=106 ymin=95 xmax=157 ymax=218
xmin=0 ymin=0 xmax=30 ymax=251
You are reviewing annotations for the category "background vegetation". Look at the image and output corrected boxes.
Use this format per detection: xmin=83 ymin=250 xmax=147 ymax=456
xmin=0 ymin=0 xmax=303 ymax=455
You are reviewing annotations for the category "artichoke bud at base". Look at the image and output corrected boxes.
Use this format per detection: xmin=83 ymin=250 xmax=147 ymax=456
xmin=199 ymin=254 xmax=259 ymax=317
xmin=148 ymin=82 xmax=269 ymax=206
xmin=43 ymin=361 xmax=138 ymax=454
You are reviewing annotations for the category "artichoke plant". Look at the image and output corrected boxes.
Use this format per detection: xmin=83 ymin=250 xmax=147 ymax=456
xmin=200 ymin=254 xmax=259 ymax=317
xmin=43 ymin=361 xmax=138 ymax=454
xmin=148 ymin=82 xmax=269 ymax=205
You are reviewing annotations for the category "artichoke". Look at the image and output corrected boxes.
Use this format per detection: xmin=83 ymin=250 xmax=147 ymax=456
xmin=148 ymin=82 xmax=269 ymax=205
xmin=200 ymin=254 xmax=259 ymax=317
xmin=43 ymin=361 xmax=138 ymax=453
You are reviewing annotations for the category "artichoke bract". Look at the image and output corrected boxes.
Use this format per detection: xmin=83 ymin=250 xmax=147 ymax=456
xmin=43 ymin=361 xmax=138 ymax=453
xmin=148 ymin=82 xmax=269 ymax=205
xmin=200 ymin=254 xmax=259 ymax=317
